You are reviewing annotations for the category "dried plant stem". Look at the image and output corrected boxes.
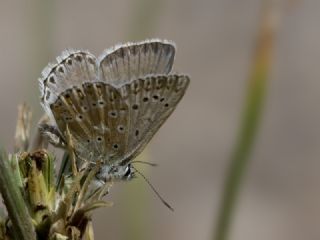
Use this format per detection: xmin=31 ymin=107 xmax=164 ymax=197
xmin=65 ymin=125 xmax=78 ymax=176
xmin=213 ymin=2 xmax=278 ymax=240
xmin=29 ymin=114 xmax=50 ymax=151
xmin=14 ymin=104 xmax=32 ymax=152
xmin=0 ymin=152 xmax=36 ymax=240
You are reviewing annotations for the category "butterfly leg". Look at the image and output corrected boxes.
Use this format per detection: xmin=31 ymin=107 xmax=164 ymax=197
xmin=39 ymin=123 xmax=66 ymax=148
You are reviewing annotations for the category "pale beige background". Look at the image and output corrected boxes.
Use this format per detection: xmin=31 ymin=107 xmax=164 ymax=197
xmin=1 ymin=1 xmax=320 ymax=240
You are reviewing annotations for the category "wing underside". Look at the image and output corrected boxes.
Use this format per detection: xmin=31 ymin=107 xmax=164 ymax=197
xmin=39 ymin=40 xmax=189 ymax=166
xmin=50 ymin=74 xmax=189 ymax=165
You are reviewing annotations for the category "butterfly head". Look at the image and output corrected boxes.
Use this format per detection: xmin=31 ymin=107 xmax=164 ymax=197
xmin=95 ymin=163 xmax=134 ymax=183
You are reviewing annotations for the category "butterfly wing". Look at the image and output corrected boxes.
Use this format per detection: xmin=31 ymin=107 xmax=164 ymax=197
xmin=50 ymin=81 xmax=131 ymax=164
xmin=39 ymin=49 xmax=98 ymax=119
xmin=116 ymin=74 xmax=190 ymax=165
xmin=50 ymin=74 xmax=189 ymax=166
xmin=98 ymin=39 xmax=175 ymax=86
xmin=39 ymin=49 xmax=130 ymax=164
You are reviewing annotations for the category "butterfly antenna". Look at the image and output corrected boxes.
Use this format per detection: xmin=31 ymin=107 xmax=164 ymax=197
xmin=132 ymin=166 xmax=174 ymax=211
xmin=131 ymin=161 xmax=158 ymax=167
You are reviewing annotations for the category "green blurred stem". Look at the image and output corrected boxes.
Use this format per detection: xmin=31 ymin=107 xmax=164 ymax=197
xmin=214 ymin=3 xmax=276 ymax=240
xmin=0 ymin=151 xmax=37 ymax=240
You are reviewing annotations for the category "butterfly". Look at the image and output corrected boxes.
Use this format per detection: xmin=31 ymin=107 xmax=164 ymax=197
xmin=39 ymin=39 xmax=190 ymax=188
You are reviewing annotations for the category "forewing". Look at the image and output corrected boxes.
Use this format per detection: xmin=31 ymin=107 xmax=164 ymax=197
xmin=117 ymin=74 xmax=190 ymax=165
xmin=50 ymin=82 xmax=130 ymax=165
xmin=98 ymin=39 xmax=175 ymax=86
xmin=39 ymin=50 xmax=98 ymax=117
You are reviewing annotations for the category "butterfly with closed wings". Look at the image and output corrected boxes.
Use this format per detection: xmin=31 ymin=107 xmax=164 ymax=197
xmin=39 ymin=39 xmax=190 ymax=197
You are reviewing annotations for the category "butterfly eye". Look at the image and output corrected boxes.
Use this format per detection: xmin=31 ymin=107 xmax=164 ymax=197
xmin=123 ymin=164 xmax=133 ymax=179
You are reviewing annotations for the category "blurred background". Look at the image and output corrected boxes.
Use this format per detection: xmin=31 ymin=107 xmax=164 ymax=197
xmin=1 ymin=0 xmax=320 ymax=239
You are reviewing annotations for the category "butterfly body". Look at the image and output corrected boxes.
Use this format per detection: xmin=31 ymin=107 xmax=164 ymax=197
xmin=39 ymin=39 xmax=189 ymax=182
